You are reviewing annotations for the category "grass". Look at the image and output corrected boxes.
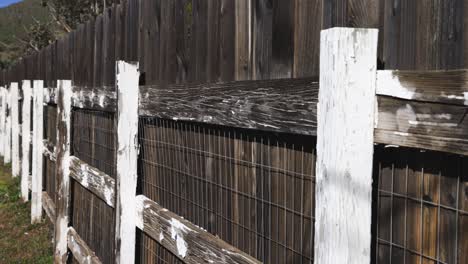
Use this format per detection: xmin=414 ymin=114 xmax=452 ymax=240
xmin=0 ymin=161 xmax=53 ymax=263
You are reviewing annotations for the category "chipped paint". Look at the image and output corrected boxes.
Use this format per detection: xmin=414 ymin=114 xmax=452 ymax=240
xmin=115 ymin=61 xmax=139 ymax=264
xmin=376 ymin=70 xmax=416 ymax=100
xmin=170 ymin=218 xmax=190 ymax=258
xmin=21 ymin=80 xmax=32 ymax=202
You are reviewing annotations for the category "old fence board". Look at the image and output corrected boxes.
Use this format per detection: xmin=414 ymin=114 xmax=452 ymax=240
xmin=135 ymin=195 xmax=260 ymax=264
xmin=139 ymin=78 xmax=319 ymax=135
xmin=69 ymin=156 xmax=116 ymax=208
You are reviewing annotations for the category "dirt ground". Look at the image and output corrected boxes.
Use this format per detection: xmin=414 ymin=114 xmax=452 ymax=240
xmin=0 ymin=162 xmax=53 ymax=263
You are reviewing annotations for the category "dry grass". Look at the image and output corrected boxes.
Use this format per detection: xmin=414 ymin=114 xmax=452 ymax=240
xmin=0 ymin=162 xmax=53 ymax=263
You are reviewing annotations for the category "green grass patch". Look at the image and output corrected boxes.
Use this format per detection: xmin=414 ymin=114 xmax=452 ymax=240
xmin=0 ymin=161 xmax=53 ymax=263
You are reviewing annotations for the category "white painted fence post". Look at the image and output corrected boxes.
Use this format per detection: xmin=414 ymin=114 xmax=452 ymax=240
xmin=0 ymin=87 xmax=5 ymax=158
xmin=31 ymin=80 xmax=44 ymax=223
xmin=21 ymin=80 xmax=32 ymax=202
xmin=314 ymin=28 xmax=378 ymax=264
xmin=54 ymin=80 xmax=72 ymax=263
xmin=4 ymin=85 xmax=11 ymax=164
xmin=11 ymin=82 xmax=19 ymax=177
xmin=114 ymin=61 xmax=139 ymax=264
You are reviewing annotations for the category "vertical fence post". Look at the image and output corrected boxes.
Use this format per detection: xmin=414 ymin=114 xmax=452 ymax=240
xmin=114 ymin=61 xmax=139 ymax=264
xmin=31 ymin=80 xmax=44 ymax=223
xmin=54 ymin=80 xmax=72 ymax=263
xmin=21 ymin=80 xmax=32 ymax=202
xmin=11 ymin=82 xmax=19 ymax=177
xmin=4 ymin=85 xmax=11 ymax=164
xmin=0 ymin=87 xmax=5 ymax=158
xmin=315 ymin=28 xmax=378 ymax=264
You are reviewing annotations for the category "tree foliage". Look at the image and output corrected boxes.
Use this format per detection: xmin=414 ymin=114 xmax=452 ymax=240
xmin=41 ymin=0 xmax=115 ymax=31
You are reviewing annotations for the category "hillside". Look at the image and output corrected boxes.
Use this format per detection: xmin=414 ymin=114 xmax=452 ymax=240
xmin=0 ymin=0 xmax=52 ymax=67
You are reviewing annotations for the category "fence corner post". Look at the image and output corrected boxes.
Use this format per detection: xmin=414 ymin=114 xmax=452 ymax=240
xmin=315 ymin=27 xmax=378 ymax=264
xmin=11 ymin=82 xmax=19 ymax=177
xmin=21 ymin=80 xmax=32 ymax=202
xmin=114 ymin=61 xmax=139 ymax=264
xmin=31 ymin=80 xmax=44 ymax=223
xmin=54 ymin=80 xmax=72 ymax=263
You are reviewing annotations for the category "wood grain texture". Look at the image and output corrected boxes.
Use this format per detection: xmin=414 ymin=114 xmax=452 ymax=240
xmin=72 ymin=86 xmax=117 ymax=112
xmin=139 ymin=78 xmax=318 ymax=136
xmin=135 ymin=195 xmax=260 ymax=263
xmin=114 ymin=61 xmax=139 ymax=264
xmin=42 ymin=191 xmax=56 ymax=223
xmin=375 ymin=96 xmax=468 ymax=155
xmin=235 ymin=0 xmax=252 ymax=80
xmin=54 ymin=80 xmax=72 ymax=263
xmin=376 ymin=69 xmax=468 ymax=106
xmin=68 ymin=227 xmax=103 ymax=264
xmin=69 ymin=156 xmax=116 ymax=208
xmin=315 ymin=28 xmax=378 ymax=264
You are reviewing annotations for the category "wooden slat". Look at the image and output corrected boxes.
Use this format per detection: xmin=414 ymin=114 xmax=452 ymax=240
xmin=69 ymin=156 xmax=116 ymax=208
xmin=139 ymin=78 xmax=318 ymax=136
xmin=72 ymin=86 xmax=117 ymax=112
xmin=135 ymin=195 xmax=260 ymax=264
xmin=376 ymin=70 xmax=468 ymax=106
xmin=375 ymin=96 xmax=468 ymax=155
xmin=42 ymin=191 xmax=56 ymax=223
xmin=67 ymin=227 xmax=102 ymax=264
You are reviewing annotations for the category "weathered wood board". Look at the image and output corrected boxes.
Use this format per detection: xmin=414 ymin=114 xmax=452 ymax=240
xmin=69 ymin=156 xmax=115 ymax=208
xmin=135 ymin=195 xmax=260 ymax=264
xmin=139 ymin=78 xmax=319 ymax=135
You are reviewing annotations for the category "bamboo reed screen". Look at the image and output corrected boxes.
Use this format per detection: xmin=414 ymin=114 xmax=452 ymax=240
xmin=43 ymin=105 xmax=57 ymax=203
xmin=70 ymin=109 xmax=116 ymax=264
xmin=374 ymin=146 xmax=468 ymax=264
xmin=137 ymin=118 xmax=316 ymax=263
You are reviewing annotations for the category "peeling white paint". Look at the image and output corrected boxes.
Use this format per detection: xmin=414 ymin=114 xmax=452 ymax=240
xmin=316 ymin=28 xmax=377 ymax=264
xmin=408 ymin=120 xmax=458 ymax=127
xmin=11 ymin=83 xmax=20 ymax=177
xmin=159 ymin=232 xmax=164 ymax=242
xmin=31 ymin=80 xmax=44 ymax=223
xmin=170 ymin=218 xmax=189 ymax=258
xmin=115 ymin=61 xmax=139 ymax=264
xmin=376 ymin=70 xmax=416 ymax=100
xmin=55 ymin=80 xmax=72 ymax=261
xmin=21 ymin=81 xmax=32 ymax=202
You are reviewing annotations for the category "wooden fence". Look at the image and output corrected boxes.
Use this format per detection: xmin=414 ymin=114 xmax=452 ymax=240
xmin=0 ymin=1 xmax=467 ymax=264
xmin=0 ymin=27 xmax=467 ymax=264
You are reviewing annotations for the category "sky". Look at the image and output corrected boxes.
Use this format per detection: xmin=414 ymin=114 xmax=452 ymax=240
xmin=0 ymin=0 xmax=22 ymax=8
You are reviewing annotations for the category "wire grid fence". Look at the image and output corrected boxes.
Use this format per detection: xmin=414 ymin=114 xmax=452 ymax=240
xmin=70 ymin=109 xmax=117 ymax=264
xmin=137 ymin=231 xmax=184 ymax=264
xmin=374 ymin=146 xmax=468 ymax=264
xmin=138 ymin=118 xmax=316 ymax=264
xmin=43 ymin=105 xmax=57 ymax=203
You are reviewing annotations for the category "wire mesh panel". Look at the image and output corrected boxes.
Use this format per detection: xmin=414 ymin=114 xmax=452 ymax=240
xmin=374 ymin=146 xmax=468 ymax=264
xmin=44 ymin=157 xmax=57 ymax=203
xmin=138 ymin=118 xmax=316 ymax=263
xmin=44 ymin=105 xmax=57 ymax=145
xmin=137 ymin=231 xmax=184 ymax=264
xmin=70 ymin=109 xmax=117 ymax=264
xmin=72 ymin=182 xmax=116 ymax=264
xmin=72 ymin=109 xmax=116 ymax=178
xmin=43 ymin=105 xmax=57 ymax=202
